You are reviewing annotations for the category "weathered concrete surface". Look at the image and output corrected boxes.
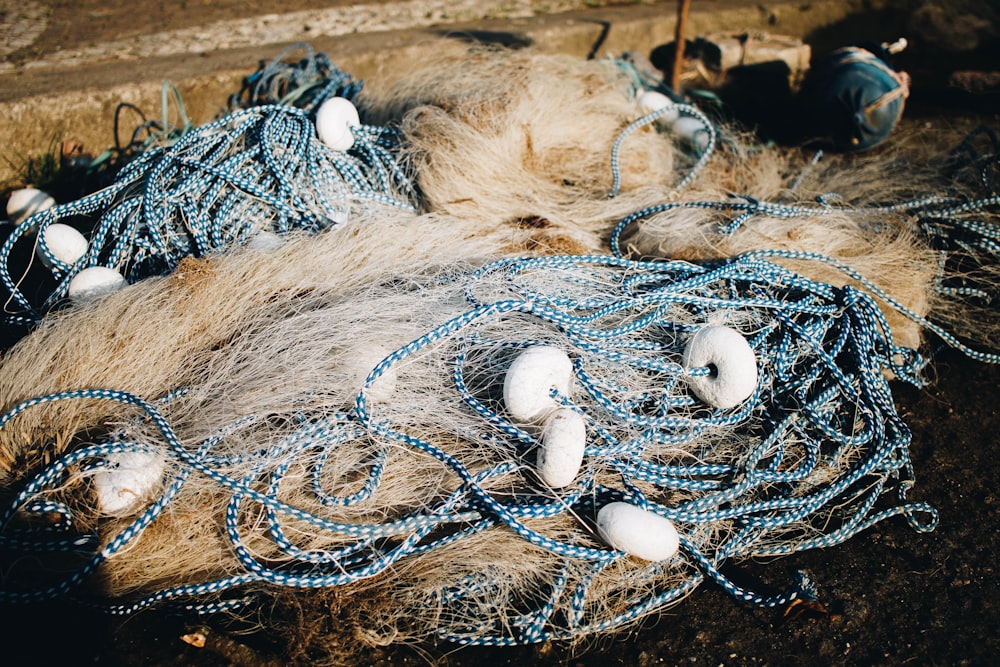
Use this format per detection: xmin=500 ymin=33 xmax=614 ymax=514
xmin=0 ymin=0 xmax=881 ymax=184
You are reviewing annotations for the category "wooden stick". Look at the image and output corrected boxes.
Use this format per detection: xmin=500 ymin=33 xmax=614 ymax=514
xmin=671 ymin=0 xmax=692 ymax=92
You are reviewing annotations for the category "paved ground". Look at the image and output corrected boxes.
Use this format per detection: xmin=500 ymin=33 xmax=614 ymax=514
xmin=1 ymin=0 xmax=602 ymax=69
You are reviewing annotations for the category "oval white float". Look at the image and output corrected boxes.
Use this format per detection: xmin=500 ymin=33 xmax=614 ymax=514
xmin=37 ymin=223 xmax=88 ymax=269
xmin=537 ymin=407 xmax=586 ymax=488
xmin=637 ymin=90 xmax=680 ymax=126
xmin=683 ymin=326 xmax=758 ymax=409
xmin=315 ymin=97 xmax=360 ymax=152
xmin=671 ymin=116 xmax=711 ymax=152
xmin=93 ymin=451 xmax=165 ymax=516
xmin=502 ymin=345 xmax=573 ymax=424
xmin=7 ymin=187 xmax=55 ymax=226
xmin=596 ymin=501 xmax=680 ymax=561
xmin=68 ymin=266 xmax=127 ymax=301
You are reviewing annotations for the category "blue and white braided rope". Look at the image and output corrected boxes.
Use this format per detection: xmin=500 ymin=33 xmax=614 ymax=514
xmin=1 ymin=104 xmax=417 ymax=325
xmin=0 ymin=254 xmax=938 ymax=644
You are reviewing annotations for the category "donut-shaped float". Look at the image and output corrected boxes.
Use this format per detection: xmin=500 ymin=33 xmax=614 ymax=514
xmin=502 ymin=345 xmax=574 ymax=424
xmin=315 ymin=97 xmax=360 ymax=152
xmin=682 ymin=326 xmax=758 ymax=409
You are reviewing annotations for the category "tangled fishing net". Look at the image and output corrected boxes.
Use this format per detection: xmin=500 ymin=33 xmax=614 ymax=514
xmin=0 ymin=49 xmax=414 ymax=328
xmin=1 ymin=44 xmax=999 ymax=654
xmin=0 ymin=251 xmax=939 ymax=645
xmin=615 ymin=123 xmax=1000 ymax=354
xmin=1 ymin=49 xmax=684 ymax=330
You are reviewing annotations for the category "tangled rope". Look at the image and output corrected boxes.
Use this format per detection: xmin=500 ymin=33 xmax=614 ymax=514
xmin=609 ymin=131 xmax=1000 ymax=363
xmin=1 ymin=103 xmax=417 ymax=326
xmin=227 ymin=42 xmax=363 ymax=113
xmin=607 ymin=98 xmax=717 ymax=197
xmin=2 ymin=45 xmax=996 ymax=648
xmin=0 ymin=253 xmax=938 ymax=645
xmin=2 ymin=45 xmax=710 ymax=334
xmin=81 ymin=45 xmax=361 ymax=190
xmin=103 ymin=81 xmax=194 ymax=163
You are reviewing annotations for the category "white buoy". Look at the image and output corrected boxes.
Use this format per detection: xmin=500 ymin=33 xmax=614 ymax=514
xmin=671 ymin=116 xmax=711 ymax=152
xmin=6 ymin=187 xmax=55 ymax=226
xmin=637 ymin=90 xmax=680 ymax=126
xmin=248 ymin=230 xmax=284 ymax=251
xmin=93 ymin=451 xmax=165 ymax=516
xmin=683 ymin=326 xmax=758 ymax=409
xmin=315 ymin=97 xmax=360 ymax=152
xmin=68 ymin=266 xmax=127 ymax=301
xmin=37 ymin=223 xmax=88 ymax=269
xmin=329 ymin=208 xmax=350 ymax=225
xmin=503 ymin=345 xmax=574 ymax=424
xmin=537 ymin=407 xmax=586 ymax=488
xmin=596 ymin=501 xmax=680 ymax=561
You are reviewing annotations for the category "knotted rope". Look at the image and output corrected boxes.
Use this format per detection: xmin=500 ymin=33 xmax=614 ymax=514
xmin=227 ymin=42 xmax=363 ymax=113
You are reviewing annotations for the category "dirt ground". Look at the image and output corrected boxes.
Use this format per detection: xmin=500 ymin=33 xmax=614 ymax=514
xmin=1 ymin=2 xmax=999 ymax=667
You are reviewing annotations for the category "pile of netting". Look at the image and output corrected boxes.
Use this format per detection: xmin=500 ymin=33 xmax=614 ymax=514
xmin=613 ymin=125 xmax=1000 ymax=354
xmin=0 ymin=252 xmax=939 ymax=645
xmin=227 ymin=42 xmax=364 ymax=112
xmin=0 ymin=48 xmax=414 ymax=327
xmin=0 ymin=44 xmax=999 ymax=653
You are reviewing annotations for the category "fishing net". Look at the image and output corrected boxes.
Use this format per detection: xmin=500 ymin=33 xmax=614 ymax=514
xmin=0 ymin=44 xmax=998 ymax=654
xmin=0 ymin=252 xmax=939 ymax=646
xmin=0 ymin=102 xmax=417 ymax=326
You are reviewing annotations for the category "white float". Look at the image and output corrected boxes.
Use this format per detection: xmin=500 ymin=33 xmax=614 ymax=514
xmin=637 ymin=89 xmax=680 ymax=126
xmin=502 ymin=345 xmax=574 ymax=424
xmin=93 ymin=451 xmax=165 ymax=516
xmin=6 ymin=187 xmax=55 ymax=226
xmin=596 ymin=501 xmax=680 ymax=561
xmin=329 ymin=208 xmax=350 ymax=225
xmin=68 ymin=266 xmax=127 ymax=301
xmin=315 ymin=97 xmax=360 ymax=152
xmin=37 ymin=223 xmax=88 ymax=269
xmin=536 ymin=407 xmax=586 ymax=488
xmin=682 ymin=326 xmax=758 ymax=409
xmin=671 ymin=116 xmax=711 ymax=152
xmin=248 ymin=230 xmax=284 ymax=251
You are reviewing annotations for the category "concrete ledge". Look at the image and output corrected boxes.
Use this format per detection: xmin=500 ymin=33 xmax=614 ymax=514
xmin=0 ymin=0 xmax=879 ymax=183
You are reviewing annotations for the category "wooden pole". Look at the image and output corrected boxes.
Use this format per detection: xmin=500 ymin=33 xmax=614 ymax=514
xmin=671 ymin=0 xmax=692 ymax=93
